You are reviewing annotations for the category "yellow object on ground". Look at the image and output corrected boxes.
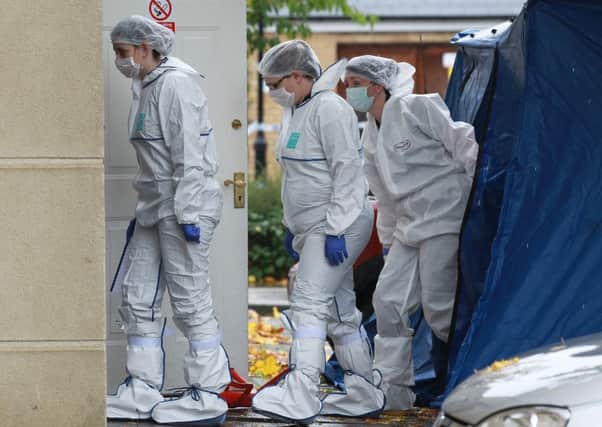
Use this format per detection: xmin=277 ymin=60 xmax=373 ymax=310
xmin=272 ymin=306 xmax=281 ymax=319
xmin=486 ymin=357 xmax=520 ymax=372
xmin=248 ymin=309 xmax=290 ymax=378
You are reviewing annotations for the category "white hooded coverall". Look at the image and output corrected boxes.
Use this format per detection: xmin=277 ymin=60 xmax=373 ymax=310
xmin=364 ymin=91 xmax=477 ymax=409
xmin=252 ymin=60 xmax=385 ymax=423
xmin=107 ymin=57 xmax=230 ymax=423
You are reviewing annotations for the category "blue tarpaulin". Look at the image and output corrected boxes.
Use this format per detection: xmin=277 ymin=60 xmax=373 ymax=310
xmin=445 ymin=21 xmax=515 ymax=374
xmin=445 ymin=0 xmax=602 ymax=394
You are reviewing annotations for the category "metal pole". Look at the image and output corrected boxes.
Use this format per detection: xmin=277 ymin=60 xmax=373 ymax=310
xmin=253 ymin=18 xmax=267 ymax=177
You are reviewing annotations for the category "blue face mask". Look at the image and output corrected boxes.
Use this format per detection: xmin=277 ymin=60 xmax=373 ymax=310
xmin=346 ymin=86 xmax=375 ymax=113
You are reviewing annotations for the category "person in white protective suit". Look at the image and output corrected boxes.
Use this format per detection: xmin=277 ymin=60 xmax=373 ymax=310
xmin=251 ymin=40 xmax=385 ymax=424
xmin=106 ymin=15 xmax=231 ymax=425
xmin=343 ymin=55 xmax=478 ymax=410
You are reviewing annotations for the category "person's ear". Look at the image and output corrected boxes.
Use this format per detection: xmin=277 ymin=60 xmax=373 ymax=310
xmin=139 ymin=42 xmax=152 ymax=59
xmin=367 ymin=84 xmax=382 ymax=98
xmin=291 ymin=71 xmax=303 ymax=84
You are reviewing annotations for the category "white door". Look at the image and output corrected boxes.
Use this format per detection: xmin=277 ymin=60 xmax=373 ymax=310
xmin=103 ymin=0 xmax=247 ymax=391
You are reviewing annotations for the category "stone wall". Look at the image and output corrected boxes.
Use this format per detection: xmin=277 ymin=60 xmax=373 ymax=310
xmin=0 ymin=1 xmax=106 ymax=426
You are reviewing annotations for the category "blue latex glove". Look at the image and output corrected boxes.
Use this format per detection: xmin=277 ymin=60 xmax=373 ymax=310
xmin=284 ymin=228 xmax=300 ymax=262
xmin=181 ymin=224 xmax=201 ymax=243
xmin=382 ymin=246 xmax=390 ymax=256
xmin=325 ymin=235 xmax=348 ymax=266
xmin=126 ymin=218 xmax=136 ymax=242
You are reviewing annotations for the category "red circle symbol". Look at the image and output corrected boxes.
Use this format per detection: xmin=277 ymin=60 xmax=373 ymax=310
xmin=149 ymin=0 xmax=172 ymax=21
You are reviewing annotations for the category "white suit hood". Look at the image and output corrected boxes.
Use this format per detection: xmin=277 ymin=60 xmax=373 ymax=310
xmin=312 ymin=59 xmax=347 ymax=95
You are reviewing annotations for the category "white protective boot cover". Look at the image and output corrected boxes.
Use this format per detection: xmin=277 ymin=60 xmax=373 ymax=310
xmin=184 ymin=339 xmax=231 ymax=393
xmin=382 ymin=383 xmax=415 ymax=411
xmin=252 ymin=369 xmax=321 ymax=424
xmin=151 ymin=387 xmax=228 ymax=425
xmin=151 ymin=336 xmax=230 ymax=425
xmin=125 ymin=340 xmax=164 ymax=389
xmin=252 ymin=311 xmax=325 ymax=424
xmin=320 ymin=328 xmax=385 ymax=417
xmin=321 ymin=372 xmax=385 ymax=417
xmin=374 ymin=334 xmax=416 ymax=410
xmin=107 ymin=376 xmax=163 ymax=420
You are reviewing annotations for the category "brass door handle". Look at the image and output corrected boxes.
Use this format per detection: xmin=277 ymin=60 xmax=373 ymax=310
xmin=224 ymin=172 xmax=246 ymax=208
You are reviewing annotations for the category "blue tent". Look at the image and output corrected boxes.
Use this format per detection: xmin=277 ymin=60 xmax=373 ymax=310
xmin=445 ymin=20 xmax=515 ymax=374
xmin=445 ymin=0 xmax=602 ymax=395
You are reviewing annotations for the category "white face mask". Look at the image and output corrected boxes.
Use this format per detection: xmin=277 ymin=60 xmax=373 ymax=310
xmin=115 ymin=56 xmax=143 ymax=79
xmin=269 ymin=87 xmax=295 ymax=107
xmin=346 ymin=86 xmax=375 ymax=113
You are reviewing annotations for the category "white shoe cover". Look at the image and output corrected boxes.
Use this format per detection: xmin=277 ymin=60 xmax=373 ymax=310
xmin=185 ymin=342 xmax=231 ymax=393
xmin=107 ymin=376 xmax=163 ymax=420
xmin=151 ymin=388 xmax=228 ymax=425
xmin=252 ymin=370 xmax=322 ymax=424
xmin=321 ymin=372 xmax=385 ymax=418
xmin=382 ymin=383 xmax=415 ymax=410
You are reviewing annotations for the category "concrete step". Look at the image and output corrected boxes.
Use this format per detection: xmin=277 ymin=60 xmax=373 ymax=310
xmin=248 ymin=286 xmax=290 ymax=308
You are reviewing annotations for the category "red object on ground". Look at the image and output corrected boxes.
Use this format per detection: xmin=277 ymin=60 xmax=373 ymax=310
xmin=219 ymin=367 xmax=290 ymax=408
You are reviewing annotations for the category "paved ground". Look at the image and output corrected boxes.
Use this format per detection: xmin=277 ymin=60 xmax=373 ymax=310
xmin=108 ymin=407 xmax=439 ymax=426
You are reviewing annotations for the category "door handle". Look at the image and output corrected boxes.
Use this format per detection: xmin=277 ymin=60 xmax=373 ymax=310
xmin=224 ymin=172 xmax=246 ymax=208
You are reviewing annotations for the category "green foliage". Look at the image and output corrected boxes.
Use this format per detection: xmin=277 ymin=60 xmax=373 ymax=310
xmin=248 ymin=176 xmax=292 ymax=281
xmin=247 ymin=0 xmax=376 ymax=55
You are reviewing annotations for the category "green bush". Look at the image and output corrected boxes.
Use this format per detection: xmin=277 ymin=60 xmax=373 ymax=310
xmin=248 ymin=176 xmax=292 ymax=282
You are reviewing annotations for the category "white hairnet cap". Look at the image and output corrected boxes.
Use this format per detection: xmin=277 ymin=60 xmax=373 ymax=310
xmin=258 ymin=40 xmax=321 ymax=79
xmin=346 ymin=55 xmax=416 ymax=96
xmin=111 ymin=15 xmax=175 ymax=56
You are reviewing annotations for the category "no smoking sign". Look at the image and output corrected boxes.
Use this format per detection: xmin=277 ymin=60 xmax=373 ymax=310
xmin=149 ymin=0 xmax=172 ymax=21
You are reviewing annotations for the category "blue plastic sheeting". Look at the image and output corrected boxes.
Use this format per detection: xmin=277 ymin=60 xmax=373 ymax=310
xmin=444 ymin=21 xmax=519 ymax=374
xmin=453 ymin=22 xmax=513 ymax=48
xmin=447 ymin=22 xmax=512 ymax=140
xmin=446 ymin=0 xmax=602 ymax=394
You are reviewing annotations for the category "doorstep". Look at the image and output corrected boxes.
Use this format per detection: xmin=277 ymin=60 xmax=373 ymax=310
xmin=248 ymin=286 xmax=290 ymax=308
